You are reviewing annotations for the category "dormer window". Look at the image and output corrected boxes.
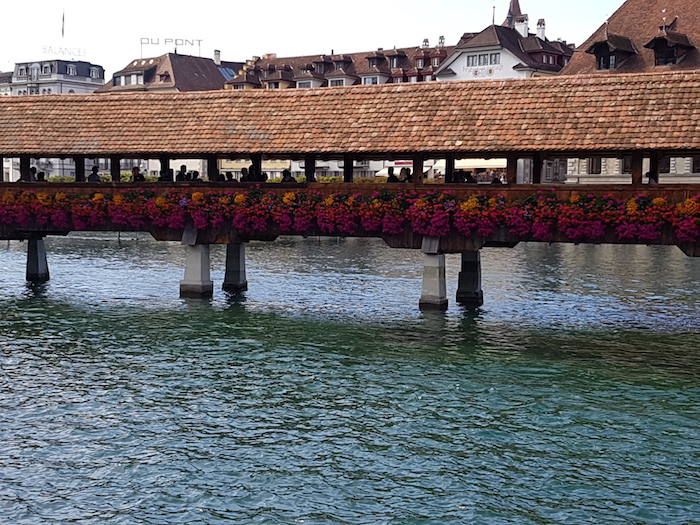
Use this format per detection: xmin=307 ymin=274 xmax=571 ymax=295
xmin=42 ymin=65 xmax=51 ymax=74
xmin=586 ymin=35 xmax=637 ymax=70
xmin=334 ymin=62 xmax=345 ymax=71
xmin=390 ymin=57 xmax=399 ymax=68
xmin=18 ymin=67 xmax=26 ymax=76
xmin=416 ymin=58 xmax=424 ymax=68
xmin=368 ymin=58 xmax=378 ymax=68
xmin=644 ymin=33 xmax=694 ymax=66
xmin=316 ymin=63 xmax=325 ymax=74
xmin=432 ymin=57 xmax=440 ymax=67
xmin=89 ymin=67 xmax=100 ymax=79
xmin=67 ymin=65 xmax=77 ymax=76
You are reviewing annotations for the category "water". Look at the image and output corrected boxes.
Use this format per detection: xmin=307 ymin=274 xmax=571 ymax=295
xmin=1 ymin=234 xmax=699 ymax=524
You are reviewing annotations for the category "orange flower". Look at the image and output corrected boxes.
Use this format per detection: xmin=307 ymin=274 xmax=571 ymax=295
xmin=155 ymin=196 xmax=168 ymax=207
xmin=219 ymin=196 xmax=230 ymax=205
xmin=36 ymin=193 xmax=52 ymax=206
xmin=191 ymin=192 xmax=205 ymax=203
xmin=234 ymin=193 xmax=246 ymax=206
xmin=569 ymin=195 xmax=580 ymax=204
xmin=92 ymin=193 xmax=104 ymax=202
xmin=652 ymin=197 xmax=667 ymax=206
xmin=282 ymin=192 xmax=296 ymax=204
xmin=626 ymin=199 xmax=638 ymax=213
xmin=54 ymin=192 xmax=66 ymax=202
xmin=2 ymin=192 xmax=16 ymax=204
xmin=112 ymin=194 xmax=124 ymax=205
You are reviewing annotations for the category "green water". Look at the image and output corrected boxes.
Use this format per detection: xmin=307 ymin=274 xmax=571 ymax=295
xmin=1 ymin=235 xmax=699 ymax=523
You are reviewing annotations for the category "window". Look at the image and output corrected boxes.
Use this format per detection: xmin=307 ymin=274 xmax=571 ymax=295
xmin=597 ymin=52 xmax=616 ymax=69
xmin=330 ymin=79 xmax=344 ymax=87
xmin=416 ymin=59 xmax=424 ymax=68
xmin=432 ymin=57 xmax=440 ymax=67
xmin=621 ymin=156 xmax=632 ymax=174
xmin=68 ymin=89 xmax=75 ymax=94
xmin=654 ymin=42 xmax=677 ymax=65
xmin=479 ymin=54 xmax=489 ymax=66
xmin=67 ymin=65 xmax=77 ymax=76
xmin=268 ymin=81 xmax=280 ymax=89
xmin=124 ymin=75 xmax=131 ymax=85
xmin=658 ymin=156 xmax=671 ymax=173
xmin=113 ymin=76 xmax=121 ymax=86
xmin=316 ymin=63 xmax=324 ymax=74
xmin=368 ymin=58 xmax=378 ymax=68
xmin=693 ymin=157 xmax=700 ymax=174
xmin=390 ymin=57 xmax=399 ymax=68
xmin=90 ymin=68 xmax=100 ymax=79
xmin=42 ymin=65 xmax=51 ymax=74
xmin=410 ymin=76 xmax=418 ymax=83
xmin=424 ymin=74 xmax=432 ymax=82
xmin=297 ymin=81 xmax=312 ymax=88
xmin=263 ymin=70 xmax=270 ymax=78
xmin=588 ymin=157 xmax=602 ymax=174
xmin=363 ymin=77 xmax=378 ymax=85
xmin=232 ymin=84 xmax=244 ymax=90
xmin=490 ymin=53 xmax=500 ymax=65
xmin=394 ymin=77 xmax=403 ymax=83
xmin=467 ymin=55 xmax=478 ymax=67
xmin=18 ymin=67 xmax=26 ymax=76
xmin=46 ymin=88 xmax=51 ymax=94
xmin=134 ymin=74 xmax=144 ymax=85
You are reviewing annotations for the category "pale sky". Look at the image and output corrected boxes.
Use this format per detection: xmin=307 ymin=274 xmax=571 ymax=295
xmin=1 ymin=0 xmax=618 ymax=76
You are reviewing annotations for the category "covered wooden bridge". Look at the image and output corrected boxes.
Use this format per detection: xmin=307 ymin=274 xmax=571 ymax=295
xmin=1 ymin=70 xmax=699 ymax=308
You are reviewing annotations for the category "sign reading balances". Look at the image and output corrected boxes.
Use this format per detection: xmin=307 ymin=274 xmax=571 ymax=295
xmin=42 ymin=45 xmax=88 ymax=58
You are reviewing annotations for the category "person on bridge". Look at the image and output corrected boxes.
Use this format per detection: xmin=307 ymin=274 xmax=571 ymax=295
xmin=131 ymin=166 xmax=145 ymax=183
xmin=176 ymin=165 xmax=187 ymax=182
xmin=400 ymin=167 xmax=413 ymax=183
xmin=88 ymin=166 xmax=101 ymax=183
xmin=387 ymin=167 xmax=400 ymax=183
xmin=281 ymin=169 xmax=297 ymax=183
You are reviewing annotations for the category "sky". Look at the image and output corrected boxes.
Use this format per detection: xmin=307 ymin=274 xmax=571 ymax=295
xmin=1 ymin=0 xmax=619 ymax=77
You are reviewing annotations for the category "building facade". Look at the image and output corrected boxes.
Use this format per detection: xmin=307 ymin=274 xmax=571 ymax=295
xmin=561 ymin=0 xmax=700 ymax=182
xmin=0 ymin=59 xmax=105 ymax=180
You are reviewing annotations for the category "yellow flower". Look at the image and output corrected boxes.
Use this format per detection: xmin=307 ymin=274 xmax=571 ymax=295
xmin=626 ymin=199 xmax=638 ymax=213
xmin=54 ymin=192 xmax=66 ymax=202
xmin=652 ymin=197 xmax=667 ymax=206
xmin=324 ymin=196 xmax=335 ymax=206
xmin=2 ymin=192 xmax=15 ymax=204
xmin=678 ymin=198 xmax=699 ymax=215
xmin=234 ymin=193 xmax=246 ymax=205
xmin=191 ymin=192 xmax=205 ymax=203
xmin=460 ymin=196 xmax=479 ymax=212
xmin=36 ymin=193 xmax=52 ymax=206
xmin=219 ymin=196 xmax=230 ymax=205
xmin=112 ymin=194 xmax=124 ymax=205
xmin=569 ymin=195 xmax=580 ymax=204
xmin=488 ymin=197 xmax=498 ymax=207
xmin=92 ymin=193 xmax=104 ymax=202
xmin=346 ymin=196 xmax=355 ymax=206
xmin=282 ymin=192 xmax=296 ymax=205
xmin=155 ymin=196 xmax=167 ymax=207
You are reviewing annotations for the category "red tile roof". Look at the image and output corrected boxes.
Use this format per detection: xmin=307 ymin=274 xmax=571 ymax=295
xmin=562 ymin=0 xmax=700 ymax=74
xmin=1 ymin=70 xmax=699 ymax=157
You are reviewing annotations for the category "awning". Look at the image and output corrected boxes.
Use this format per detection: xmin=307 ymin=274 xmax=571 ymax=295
xmin=432 ymin=158 xmax=507 ymax=171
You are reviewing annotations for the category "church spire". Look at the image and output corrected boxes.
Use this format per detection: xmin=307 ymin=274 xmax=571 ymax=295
xmin=503 ymin=0 xmax=523 ymax=28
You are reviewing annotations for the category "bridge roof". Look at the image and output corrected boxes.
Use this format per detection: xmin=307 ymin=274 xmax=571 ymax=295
xmin=1 ymin=70 xmax=699 ymax=157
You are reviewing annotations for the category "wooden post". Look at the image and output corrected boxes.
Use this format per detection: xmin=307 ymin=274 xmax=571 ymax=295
xmin=648 ymin=151 xmax=660 ymax=184
xmin=445 ymin=154 xmax=455 ymax=184
xmin=110 ymin=156 xmax=121 ymax=182
xmin=413 ymin=154 xmax=424 ymax=184
xmin=206 ymin=154 xmax=219 ymax=181
xmin=304 ymin=154 xmax=317 ymax=182
xmin=532 ymin=153 xmax=543 ymax=184
xmin=343 ymin=153 xmax=354 ymax=183
xmin=74 ymin=156 xmax=85 ymax=182
xmin=159 ymin=155 xmax=171 ymax=181
xmin=631 ymin=152 xmax=644 ymax=185
xmin=251 ymin=154 xmax=262 ymax=181
xmin=19 ymin=155 xmax=30 ymax=181
xmin=506 ymin=154 xmax=518 ymax=184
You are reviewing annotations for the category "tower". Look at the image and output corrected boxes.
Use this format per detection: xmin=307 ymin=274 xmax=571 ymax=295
xmin=503 ymin=0 xmax=523 ymax=28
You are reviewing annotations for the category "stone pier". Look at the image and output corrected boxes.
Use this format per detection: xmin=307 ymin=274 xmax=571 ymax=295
xmin=419 ymin=236 xmax=448 ymax=310
xmin=26 ymin=236 xmax=50 ymax=283
xmin=180 ymin=244 xmax=214 ymax=298
xmin=222 ymin=243 xmax=248 ymax=293
xmin=456 ymin=251 xmax=484 ymax=307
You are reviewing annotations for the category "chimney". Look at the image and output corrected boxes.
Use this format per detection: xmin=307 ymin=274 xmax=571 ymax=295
xmin=537 ymin=19 xmax=545 ymax=40
xmin=515 ymin=14 xmax=529 ymax=38
xmin=214 ymin=49 xmax=221 ymax=66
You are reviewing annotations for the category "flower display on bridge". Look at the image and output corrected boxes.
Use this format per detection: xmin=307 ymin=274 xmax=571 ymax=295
xmin=1 ymin=187 xmax=699 ymax=245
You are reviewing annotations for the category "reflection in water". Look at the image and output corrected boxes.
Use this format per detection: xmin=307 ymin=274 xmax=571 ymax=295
xmin=1 ymin=233 xmax=699 ymax=524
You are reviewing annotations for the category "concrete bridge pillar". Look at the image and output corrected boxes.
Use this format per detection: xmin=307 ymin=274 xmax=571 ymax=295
xmin=419 ymin=236 xmax=448 ymax=310
xmin=26 ymin=235 xmax=50 ymax=283
xmin=222 ymin=243 xmax=248 ymax=293
xmin=456 ymin=251 xmax=484 ymax=307
xmin=180 ymin=244 xmax=214 ymax=298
